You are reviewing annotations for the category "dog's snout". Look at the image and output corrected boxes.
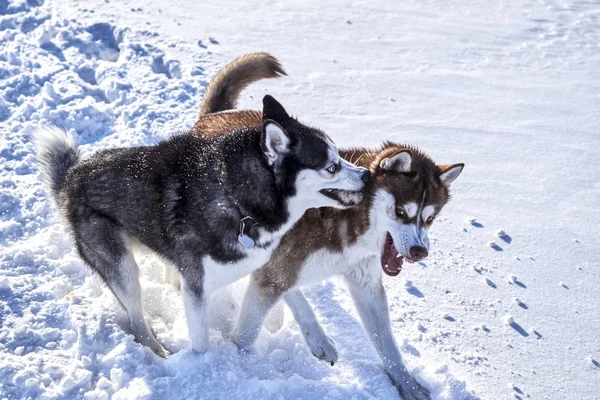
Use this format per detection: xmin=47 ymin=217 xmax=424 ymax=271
xmin=360 ymin=168 xmax=370 ymax=184
xmin=409 ymin=245 xmax=428 ymax=261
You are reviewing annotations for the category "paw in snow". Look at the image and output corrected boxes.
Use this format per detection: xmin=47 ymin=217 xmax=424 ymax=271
xmin=390 ymin=373 xmax=431 ymax=400
xmin=496 ymin=229 xmax=512 ymax=243
xmin=305 ymin=331 xmax=338 ymax=366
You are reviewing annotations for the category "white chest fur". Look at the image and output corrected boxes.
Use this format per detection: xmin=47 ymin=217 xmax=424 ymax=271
xmin=202 ymin=240 xmax=279 ymax=293
xmin=203 ymin=195 xmax=308 ymax=293
xmin=295 ymin=224 xmax=386 ymax=288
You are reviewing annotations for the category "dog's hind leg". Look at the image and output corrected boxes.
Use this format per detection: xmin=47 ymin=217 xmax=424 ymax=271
xmin=73 ymin=217 xmax=168 ymax=357
xmin=112 ymin=251 xmax=170 ymax=357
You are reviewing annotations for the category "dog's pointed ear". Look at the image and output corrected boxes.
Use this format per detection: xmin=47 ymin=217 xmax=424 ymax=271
xmin=262 ymin=95 xmax=290 ymax=122
xmin=379 ymin=150 xmax=412 ymax=172
xmin=261 ymin=120 xmax=290 ymax=164
xmin=438 ymin=163 xmax=464 ymax=187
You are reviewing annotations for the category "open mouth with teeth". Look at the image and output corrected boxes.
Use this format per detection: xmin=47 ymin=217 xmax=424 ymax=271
xmin=381 ymin=233 xmax=404 ymax=276
xmin=320 ymin=189 xmax=364 ymax=207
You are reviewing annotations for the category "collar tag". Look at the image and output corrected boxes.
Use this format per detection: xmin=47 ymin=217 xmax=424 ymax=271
xmin=238 ymin=216 xmax=256 ymax=249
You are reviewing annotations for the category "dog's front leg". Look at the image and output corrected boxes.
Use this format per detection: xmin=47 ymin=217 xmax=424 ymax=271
xmin=344 ymin=269 xmax=431 ymax=400
xmin=182 ymin=280 xmax=209 ymax=353
xmin=283 ymin=289 xmax=338 ymax=365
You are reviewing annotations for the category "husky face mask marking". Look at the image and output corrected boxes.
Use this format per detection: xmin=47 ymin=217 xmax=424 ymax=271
xmin=262 ymin=98 xmax=370 ymax=210
xmin=295 ymin=144 xmax=370 ymax=209
xmin=372 ymin=149 xmax=463 ymax=275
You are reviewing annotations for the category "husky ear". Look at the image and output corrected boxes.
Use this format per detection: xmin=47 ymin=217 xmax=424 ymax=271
xmin=262 ymin=95 xmax=290 ymax=122
xmin=262 ymin=120 xmax=290 ymax=164
xmin=379 ymin=150 xmax=412 ymax=172
xmin=439 ymin=163 xmax=464 ymax=187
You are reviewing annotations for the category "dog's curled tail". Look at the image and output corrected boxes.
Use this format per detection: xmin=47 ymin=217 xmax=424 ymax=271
xmin=32 ymin=126 xmax=80 ymax=203
xmin=200 ymin=52 xmax=286 ymax=115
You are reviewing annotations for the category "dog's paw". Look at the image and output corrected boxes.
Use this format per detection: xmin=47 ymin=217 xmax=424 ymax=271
xmin=305 ymin=332 xmax=338 ymax=365
xmin=392 ymin=374 xmax=431 ymax=400
xmin=153 ymin=345 xmax=171 ymax=359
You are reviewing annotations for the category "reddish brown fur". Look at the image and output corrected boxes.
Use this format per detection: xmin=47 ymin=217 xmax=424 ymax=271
xmin=192 ymin=110 xmax=261 ymax=136
xmin=253 ymin=143 xmax=451 ymax=297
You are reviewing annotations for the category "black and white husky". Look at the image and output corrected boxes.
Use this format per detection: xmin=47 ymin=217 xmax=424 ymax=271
xmin=33 ymin=94 xmax=369 ymax=357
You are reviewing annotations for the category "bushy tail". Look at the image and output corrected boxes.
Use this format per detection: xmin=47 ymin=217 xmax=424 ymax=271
xmin=200 ymin=52 xmax=286 ymax=115
xmin=32 ymin=126 xmax=80 ymax=203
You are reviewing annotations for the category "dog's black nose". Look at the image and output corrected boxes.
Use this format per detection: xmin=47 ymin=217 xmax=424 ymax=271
xmin=360 ymin=168 xmax=371 ymax=184
xmin=409 ymin=246 xmax=428 ymax=261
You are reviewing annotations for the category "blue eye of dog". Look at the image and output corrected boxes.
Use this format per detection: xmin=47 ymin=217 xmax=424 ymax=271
xmin=326 ymin=164 xmax=337 ymax=173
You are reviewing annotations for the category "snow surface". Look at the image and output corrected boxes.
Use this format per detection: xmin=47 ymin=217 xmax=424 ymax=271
xmin=1 ymin=0 xmax=599 ymax=399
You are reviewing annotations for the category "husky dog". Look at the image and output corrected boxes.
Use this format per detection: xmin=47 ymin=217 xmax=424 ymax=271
xmin=33 ymin=93 xmax=369 ymax=358
xmin=192 ymin=53 xmax=464 ymax=400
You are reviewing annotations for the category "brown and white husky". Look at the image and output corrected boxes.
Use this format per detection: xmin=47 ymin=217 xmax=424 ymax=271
xmin=188 ymin=53 xmax=464 ymax=400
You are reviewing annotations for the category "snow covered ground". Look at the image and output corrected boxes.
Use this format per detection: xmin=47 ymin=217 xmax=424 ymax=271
xmin=1 ymin=0 xmax=599 ymax=398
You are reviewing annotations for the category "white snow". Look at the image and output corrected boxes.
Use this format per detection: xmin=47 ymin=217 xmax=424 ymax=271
xmin=1 ymin=0 xmax=599 ymax=399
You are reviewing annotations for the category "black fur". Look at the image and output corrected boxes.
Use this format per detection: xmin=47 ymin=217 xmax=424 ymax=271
xmin=63 ymin=97 xmax=329 ymax=274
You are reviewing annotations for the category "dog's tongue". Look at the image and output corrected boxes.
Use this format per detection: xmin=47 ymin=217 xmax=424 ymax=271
xmin=382 ymin=233 xmax=403 ymax=277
